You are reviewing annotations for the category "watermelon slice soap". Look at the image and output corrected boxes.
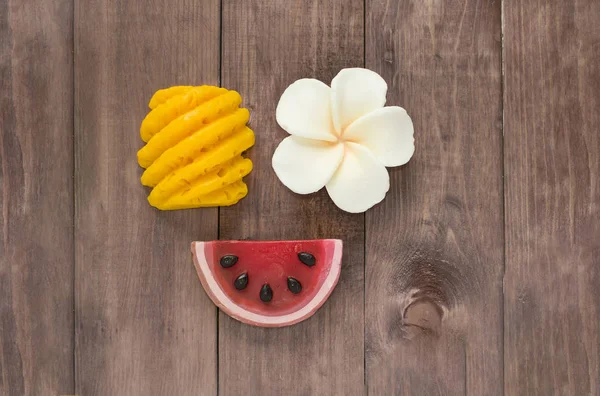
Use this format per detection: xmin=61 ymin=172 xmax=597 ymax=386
xmin=191 ymin=239 xmax=342 ymax=327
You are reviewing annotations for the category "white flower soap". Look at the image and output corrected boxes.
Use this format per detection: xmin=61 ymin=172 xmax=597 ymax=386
xmin=272 ymin=68 xmax=415 ymax=213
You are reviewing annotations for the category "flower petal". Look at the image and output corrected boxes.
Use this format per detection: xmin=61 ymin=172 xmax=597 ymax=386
xmin=326 ymin=142 xmax=390 ymax=213
xmin=276 ymin=79 xmax=338 ymax=142
xmin=272 ymin=136 xmax=344 ymax=194
xmin=344 ymin=106 xmax=415 ymax=167
xmin=331 ymin=68 xmax=388 ymax=133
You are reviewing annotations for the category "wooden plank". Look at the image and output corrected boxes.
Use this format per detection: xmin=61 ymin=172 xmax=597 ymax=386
xmin=365 ymin=0 xmax=504 ymax=394
xmin=0 ymin=1 xmax=74 ymax=395
xmin=74 ymin=1 xmax=220 ymax=394
xmin=219 ymin=1 xmax=365 ymax=394
xmin=503 ymin=1 xmax=600 ymax=394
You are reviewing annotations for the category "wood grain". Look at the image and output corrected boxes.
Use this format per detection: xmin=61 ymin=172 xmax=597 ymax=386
xmin=365 ymin=0 xmax=504 ymax=394
xmin=503 ymin=1 xmax=600 ymax=394
xmin=219 ymin=0 xmax=365 ymax=394
xmin=74 ymin=1 xmax=220 ymax=394
xmin=2 ymin=0 xmax=599 ymax=393
xmin=0 ymin=1 xmax=74 ymax=395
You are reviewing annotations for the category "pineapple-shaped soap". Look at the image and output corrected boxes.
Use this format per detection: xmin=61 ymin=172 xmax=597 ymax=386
xmin=138 ymin=86 xmax=254 ymax=210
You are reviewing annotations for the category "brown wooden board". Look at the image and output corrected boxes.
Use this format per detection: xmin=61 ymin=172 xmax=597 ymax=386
xmin=4 ymin=0 xmax=600 ymax=394
xmin=218 ymin=0 xmax=366 ymax=394
xmin=503 ymin=1 xmax=600 ymax=394
xmin=74 ymin=1 xmax=220 ymax=394
xmin=0 ymin=1 xmax=74 ymax=394
xmin=365 ymin=1 xmax=504 ymax=394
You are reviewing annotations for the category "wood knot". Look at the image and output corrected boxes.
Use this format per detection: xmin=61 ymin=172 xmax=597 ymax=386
xmin=384 ymin=49 xmax=394 ymax=64
xmin=402 ymin=297 xmax=444 ymax=338
xmin=386 ymin=251 xmax=471 ymax=341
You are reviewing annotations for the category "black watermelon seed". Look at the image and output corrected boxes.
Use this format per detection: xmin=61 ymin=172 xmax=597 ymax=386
xmin=297 ymin=252 xmax=315 ymax=267
xmin=260 ymin=284 xmax=273 ymax=303
xmin=287 ymin=277 xmax=302 ymax=294
xmin=220 ymin=255 xmax=238 ymax=268
xmin=234 ymin=273 xmax=248 ymax=290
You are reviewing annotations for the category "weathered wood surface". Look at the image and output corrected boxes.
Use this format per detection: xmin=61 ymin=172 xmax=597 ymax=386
xmin=0 ymin=1 xmax=74 ymax=395
xmin=365 ymin=0 xmax=504 ymax=394
xmin=218 ymin=0 xmax=366 ymax=394
xmin=74 ymin=0 xmax=220 ymax=395
xmin=1 ymin=0 xmax=600 ymax=395
xmin=503 ymin=1 xmax=600 ymax=394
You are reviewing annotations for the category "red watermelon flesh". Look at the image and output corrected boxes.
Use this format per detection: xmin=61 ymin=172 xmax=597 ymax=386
xmin=191 ymin=239 xmax=342 ymax=327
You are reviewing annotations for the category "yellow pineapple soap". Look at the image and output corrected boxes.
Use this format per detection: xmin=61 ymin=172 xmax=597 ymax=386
xmin=138 ymin=85 xmax=254 ymax=210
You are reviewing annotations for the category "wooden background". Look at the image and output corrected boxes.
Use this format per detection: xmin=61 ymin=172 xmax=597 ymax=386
xmin=1 ymin=0 xmax=599 ymax=395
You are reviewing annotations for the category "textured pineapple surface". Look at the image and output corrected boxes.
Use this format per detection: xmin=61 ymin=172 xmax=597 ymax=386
xmin=138 ymin=86 xmax=254 ymax=210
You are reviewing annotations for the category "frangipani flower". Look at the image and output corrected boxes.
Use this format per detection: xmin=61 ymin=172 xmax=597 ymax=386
xmin=272 ymin=68 xmax=415 ymax=213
